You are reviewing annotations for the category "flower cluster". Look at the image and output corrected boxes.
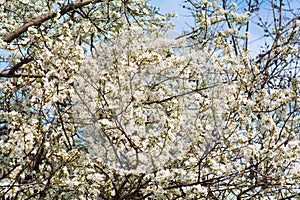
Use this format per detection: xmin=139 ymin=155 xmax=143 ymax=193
xmin=1 ymin=0 xmax=300 ymax=199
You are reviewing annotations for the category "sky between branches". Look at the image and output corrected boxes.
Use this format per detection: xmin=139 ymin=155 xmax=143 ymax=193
xmin=150 ymin=0 xmax=300 ymax=54
xmin=151 ymin=0 xmax=194 ymax=33
xmin=151 ymin=0 xmax=267 ymax=52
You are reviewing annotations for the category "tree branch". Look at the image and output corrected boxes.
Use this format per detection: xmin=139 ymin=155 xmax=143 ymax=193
xmin=7 ymin=56 xmax=34 ymax=75
xmin=2 ymin=0 xmax=104 ymax=43
xmin=0 ymin=72 xmax=44 ymax=78
xmin=143 ymin=84 xmax=218 ymax=105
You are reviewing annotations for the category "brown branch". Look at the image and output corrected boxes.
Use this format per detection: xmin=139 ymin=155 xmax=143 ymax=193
xmin=143 ymin=84 xmax=219 ymax=105
xmin=8 ymin=56 xmax=34 ymax=75
xmin=2 ymin=0 xmax=104 ymax=43
xmin=1 ymin=0 xmax=104 ymax=75
xmin=222 ymin=0 xmax=239 ymax=56
xmin=55 ymin=102 xmax=72 ymax=150
xmin=2 ymin=12 xmax=56 ymax=43
xmin=0 ymin=72 xmax=44 ymax=78
xmin=245 ymin=0 xmax=251 ymax=51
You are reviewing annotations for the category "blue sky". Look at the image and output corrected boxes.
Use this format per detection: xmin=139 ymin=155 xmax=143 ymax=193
xmin=151 ymin=0 xmax=300 ymax=54
xmin=150 ymin=0 xmax=267 ymax=53
xmin=150 ymin=0 xmax=194 ymax=32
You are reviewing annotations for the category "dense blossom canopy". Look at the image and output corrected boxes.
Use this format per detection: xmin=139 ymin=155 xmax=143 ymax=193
xmin=0 ymin=0 xmax=300 ymax=199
